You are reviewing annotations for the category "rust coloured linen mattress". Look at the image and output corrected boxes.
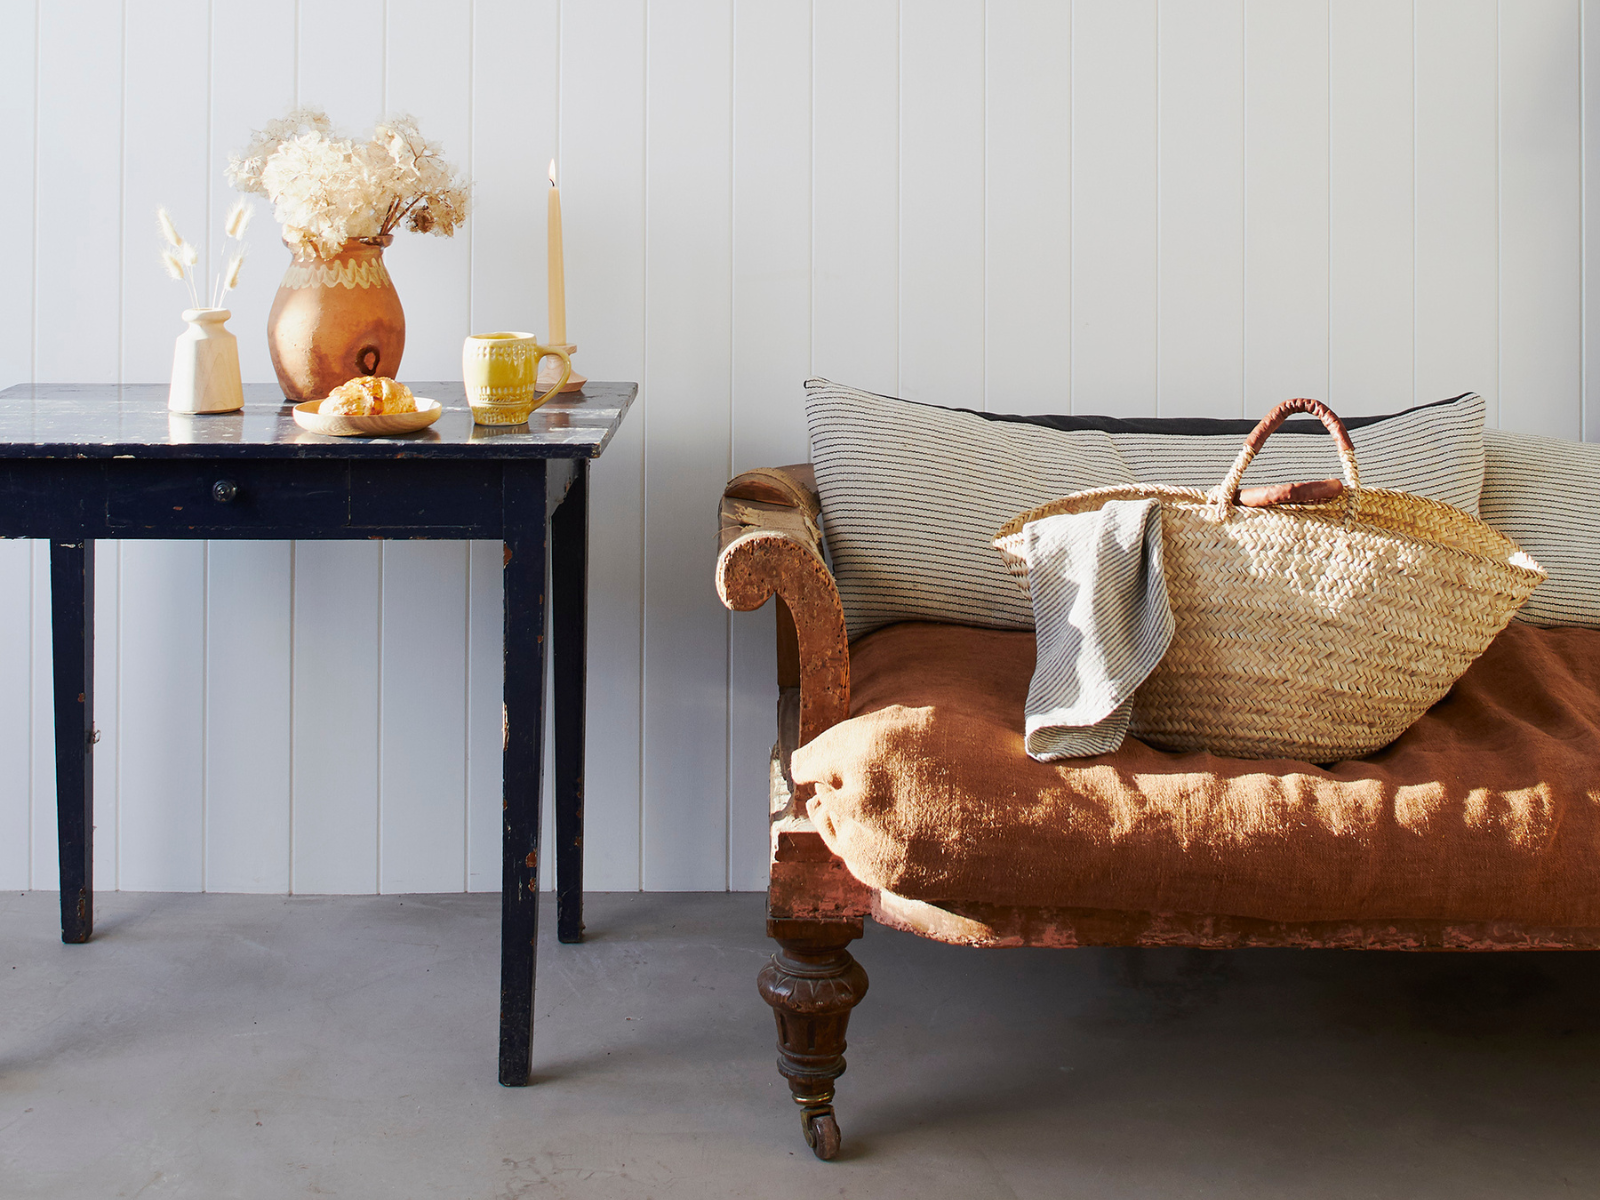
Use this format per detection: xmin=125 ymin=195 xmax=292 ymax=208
xmin=790 ymin=621 xmax=1600 ymax=927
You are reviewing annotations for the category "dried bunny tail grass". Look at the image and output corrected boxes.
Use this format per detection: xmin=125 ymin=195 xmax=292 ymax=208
xmin=225 ymin=199 xmax=253 ymax=239
xmin=161 ymin=249 xmax=185 ymax=280
xmin=212 ymin=250 xmax=246 ymax=308
xmin=157 ymin=207 xmax=183 ymax=248
xmin=179 ymin=240 xmax=199 ymax=266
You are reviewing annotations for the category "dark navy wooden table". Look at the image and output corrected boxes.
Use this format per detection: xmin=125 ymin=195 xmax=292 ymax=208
xmin=0 ymin=380 xmax=636 ymax=1087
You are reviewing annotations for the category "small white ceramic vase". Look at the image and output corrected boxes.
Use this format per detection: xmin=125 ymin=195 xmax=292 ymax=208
xmin=169 ymin=307 xmax=244 ymax=414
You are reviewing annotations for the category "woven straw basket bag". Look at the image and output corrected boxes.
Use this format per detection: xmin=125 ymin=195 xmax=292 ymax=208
xmin=993 ymin=398 xmax=1546 ymax=762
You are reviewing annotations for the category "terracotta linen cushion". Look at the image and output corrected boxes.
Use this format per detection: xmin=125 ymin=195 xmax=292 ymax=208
xmin=791 ymin=621 xmax=1600 ymax=927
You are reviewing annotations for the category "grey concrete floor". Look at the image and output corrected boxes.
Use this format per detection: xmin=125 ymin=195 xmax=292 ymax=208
xmin=3 ymin=893 xmax=1600 ymax=1200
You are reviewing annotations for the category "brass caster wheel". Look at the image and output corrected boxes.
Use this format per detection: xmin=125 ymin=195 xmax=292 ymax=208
xmin=801 ymin=1105 xmax=841 ymax=1161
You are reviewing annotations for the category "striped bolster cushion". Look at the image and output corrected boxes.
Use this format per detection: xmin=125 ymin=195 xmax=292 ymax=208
xmin=806 ymin=380 xmax=1487 ymax=638
xmin=1482 ymin=429 xmax=1600 ymax=628
xmin=806 ymin=380 xmax=1134 ymax=638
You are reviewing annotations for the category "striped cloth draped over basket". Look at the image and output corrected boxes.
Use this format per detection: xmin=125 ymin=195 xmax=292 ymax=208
xmin=994 ymin=398 xmax=1547 ymax=762
xmin=1015 ymin=497 xmax=1174 ymax=761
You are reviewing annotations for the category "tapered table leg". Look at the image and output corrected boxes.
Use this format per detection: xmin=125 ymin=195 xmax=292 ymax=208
xmin=51 ymin=540 xmax=94 ymax=945
xmin=500 ymin=463 xmax=548 ymax=1087
xmin=551 ymin=461 xmax=588 ymax=944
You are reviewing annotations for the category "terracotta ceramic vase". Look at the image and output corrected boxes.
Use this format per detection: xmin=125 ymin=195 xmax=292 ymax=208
xmin=266 ymin=235 xmax=405 ymax=401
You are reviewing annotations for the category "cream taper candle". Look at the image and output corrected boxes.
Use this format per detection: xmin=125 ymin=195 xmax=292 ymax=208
xmin=547 ymin=159 xmax=567 ymax=345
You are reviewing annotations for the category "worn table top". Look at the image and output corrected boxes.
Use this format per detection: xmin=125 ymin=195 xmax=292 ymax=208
xmin=0 ymin=382 xmax=637 ymax=460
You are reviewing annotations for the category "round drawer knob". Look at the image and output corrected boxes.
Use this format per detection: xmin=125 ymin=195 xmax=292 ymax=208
xmin=212 ymin=479 xmax=238 ymax=504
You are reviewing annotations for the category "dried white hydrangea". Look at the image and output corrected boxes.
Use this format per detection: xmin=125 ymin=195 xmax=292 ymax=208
xmin=227 ymin=108 xmax=471 ymax=259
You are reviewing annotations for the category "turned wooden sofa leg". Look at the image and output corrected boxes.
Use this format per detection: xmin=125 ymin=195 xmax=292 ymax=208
xmin=756 ymin=917 xmax=869 ymax=1161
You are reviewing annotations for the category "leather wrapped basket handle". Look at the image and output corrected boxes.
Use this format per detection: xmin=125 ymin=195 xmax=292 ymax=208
xmin=1212 ymin=398 xmax=1360 ymax=521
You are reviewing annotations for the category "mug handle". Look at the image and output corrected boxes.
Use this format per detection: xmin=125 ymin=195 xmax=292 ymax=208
xmin=532 ymin=345 xmax=573 ymax=407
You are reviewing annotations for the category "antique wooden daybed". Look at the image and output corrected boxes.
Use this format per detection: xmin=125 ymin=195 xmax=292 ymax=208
xmin=717 ymin=463 xmax=1600 ymax=1160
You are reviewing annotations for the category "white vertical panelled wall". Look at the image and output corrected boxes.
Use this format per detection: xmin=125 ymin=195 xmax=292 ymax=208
xmin=2 ymin=0 xmax=1598 ymax=893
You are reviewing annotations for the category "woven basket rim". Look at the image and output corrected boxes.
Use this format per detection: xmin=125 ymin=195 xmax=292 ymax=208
xmin=994 ymin=482 xmax=1546 ymax=583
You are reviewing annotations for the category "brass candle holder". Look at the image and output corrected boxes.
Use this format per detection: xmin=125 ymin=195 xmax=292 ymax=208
xmin=536 ymin=341 xmax=586 ymax=394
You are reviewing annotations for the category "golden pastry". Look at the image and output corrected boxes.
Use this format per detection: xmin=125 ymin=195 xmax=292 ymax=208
xmin=321 ymin=377 xmax=380 ymax=416
xmin=321 ymin=376 xmax=415 ymax=416
xmin=376 ymin=377 xmax=417 ymax=414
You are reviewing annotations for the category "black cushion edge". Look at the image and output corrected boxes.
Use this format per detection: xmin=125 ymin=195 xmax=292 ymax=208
xmin=803 ymin=378 xmax=1477 ymax=437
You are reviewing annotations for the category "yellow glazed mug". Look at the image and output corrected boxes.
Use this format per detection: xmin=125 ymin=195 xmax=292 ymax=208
xmin=462 ymin=332 xmax=572 ymax=425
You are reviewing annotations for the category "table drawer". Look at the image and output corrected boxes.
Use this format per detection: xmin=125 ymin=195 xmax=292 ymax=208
xmin=348 ymin=460 xmax=504 ymax=532
xmin=105 ymin=460 xmax=350 ymax=533
xmin=0 ymin=459 xmax=103 ymax=535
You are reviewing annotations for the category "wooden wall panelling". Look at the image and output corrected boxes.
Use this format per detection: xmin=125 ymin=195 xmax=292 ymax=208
xmin=204 ymin=543 xmax=292 ymax=892
xmin=211 ymin=0 xmax=297 ymax=387
xmin=1157 ymin=0 xmax=1245 ymax=419
xmin=379 ymin=541 xmax=470 ymax=893
xmin=641 ymin=0 xmax=733 ymax=890
xmin=116 ymin=542 xmax=206 ymax=891
xmin=34 ymin=0 xmax=121 ymax=385
xmin=0 ymin=2 xmax=35 ymax=889
xmin=1587 ymin=0 xmax=1600 ymax=441
xmin=291 ymin=542 xmax=382 ymax=893
xmin=899 ymin=0 xmax=986 ymax=410
xmin=1587 ymin=0 xmax=1600 ymax=440
xmin=0 ymin=543 xmax=31 ymax=890
xmin=377 ymin=2 xmax=475 ymax=893
xmin=562 ymin=0 xmax=647 ymax=891
xmin=1500 ymin=0 xmax=1582 ymax=438
xmin=470 ymin=0 xmax=557 ymax=350
xmin=6 ymin=3 xmax=1600 ymax=895
xmin=728 ymin=0 xmax=812 ymax=891
xmin=1328 ymin=0 xmax=1414 ymax=416
xmin=112 ymin=0 xmax=212 ymax=895
xmin=31 ymin=2 xmax=122 ymax=889
xmin=1243 ymin=0 xmax=1330 ymax=415
xmin=297 ymin=0 xmax=386 ymax=129
xmin=29 ymin=543 xmax=55 ymax=888
xmin=26 ymin=2 xmax=114 ymax=896
xmin=468 ymin=0 xmax=559 ymax=892
xmin=201 ymin=0 xmax=298 ymax=894
xmin=984 ymin=0 xmax=1071 ymax=415
xmin=1071 ymin=0 xmax=1157 ymax=417
xmin=1414 ymin=0 xmax=1499 ymax=414
xmin=386 ymin=0 xmax=473 ymax=382
xmin=287 ymin=0 xmax=387 ymax=896
xmin=812 ymin=0 xmax=900 ymax=395
xmin=465 ymin=541 xmax=502 ymax=890
xmin=0 ymin=0 xmax=36 ymax=390
xmin=123 ymin=0 xmax=211 ymax=385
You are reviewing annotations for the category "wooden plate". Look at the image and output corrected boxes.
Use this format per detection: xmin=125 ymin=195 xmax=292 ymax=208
xmin=292 ymin=397 xmax=444 ymax=437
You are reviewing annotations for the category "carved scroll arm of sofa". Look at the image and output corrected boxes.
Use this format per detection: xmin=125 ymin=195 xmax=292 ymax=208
xmin=717 ymin=466 xmax=869 ymax=923
xmin=716 ymin=465 xmax=849 ymax=747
